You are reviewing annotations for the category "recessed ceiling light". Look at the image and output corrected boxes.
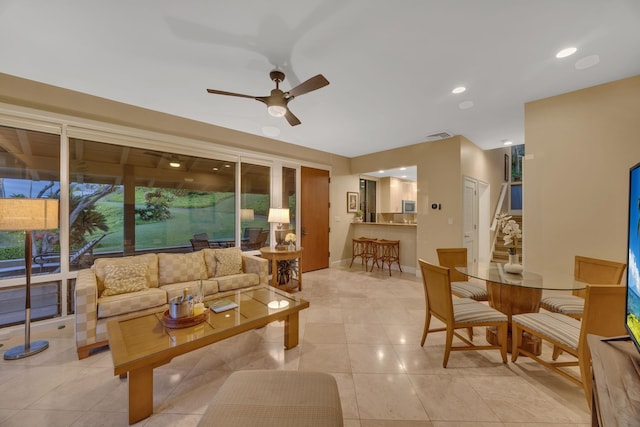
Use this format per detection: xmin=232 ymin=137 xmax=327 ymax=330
xmin=224 ymin=164 xmax=231 ymax=168
xmin=452 ymin=86 xmax=466 ymax=94
xmin=575 ymin=54 xmax=600 ymax=70
xmin=556 ymin=47 xmax=577 ymax=58
xmin=378 ymin=170 xmax=385 ymax=174
xmin=503 ymin=140 xmax=513 ymax=146
xmin=400 ymin=167 xmax=406 ymax=171
xmin=212 ymin=167 xmax=219 ymax=171
xmin=459 ymin=101 xmax=474 ymax=110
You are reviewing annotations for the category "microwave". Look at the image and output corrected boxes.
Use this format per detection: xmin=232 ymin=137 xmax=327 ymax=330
xmin=402 ymin=200 xmax=417 ymax=213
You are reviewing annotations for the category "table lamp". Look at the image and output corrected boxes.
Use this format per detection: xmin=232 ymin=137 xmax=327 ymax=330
xmin=267 ymin=208 xmax=289 ymax=249
xmin=240 ymin=209 xmax=255 ymax=222
xmin=0 ymin=198 xmax=59 ymax=360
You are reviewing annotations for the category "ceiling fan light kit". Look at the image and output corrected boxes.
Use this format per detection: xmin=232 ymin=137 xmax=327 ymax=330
xmin=207 ymin=70 xmax=329 ymax=126
xmin=267 ymin=104 xmax=287 ymax=118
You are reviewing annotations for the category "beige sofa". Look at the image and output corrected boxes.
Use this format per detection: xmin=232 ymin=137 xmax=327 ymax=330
xmin=74 ymin=247 xmax=268 ymax=359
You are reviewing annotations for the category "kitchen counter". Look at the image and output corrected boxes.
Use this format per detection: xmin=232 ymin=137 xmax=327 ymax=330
xmin=350 ymin=222 xmax=417 ymax=273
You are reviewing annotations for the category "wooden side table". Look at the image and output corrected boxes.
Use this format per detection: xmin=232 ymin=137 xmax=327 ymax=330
xmin=259 ymin=246 xmax=303 ymax=291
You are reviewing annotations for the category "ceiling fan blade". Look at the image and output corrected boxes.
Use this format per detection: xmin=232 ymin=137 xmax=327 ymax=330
xmin=206 ymin=88 xmax=257 ymax=99
xmin=287 ymin=74 xmax=329 ymax=98
xmin=285 ymin=109 xmax=301 ymax=126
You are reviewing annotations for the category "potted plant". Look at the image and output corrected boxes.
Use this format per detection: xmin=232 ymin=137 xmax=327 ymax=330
xmin=354 ymin=210 xmax=364 ymax=222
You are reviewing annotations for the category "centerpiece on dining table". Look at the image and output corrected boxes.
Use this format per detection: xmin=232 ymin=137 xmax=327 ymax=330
xmin=496 ymin=212 xmax=523 ymax=274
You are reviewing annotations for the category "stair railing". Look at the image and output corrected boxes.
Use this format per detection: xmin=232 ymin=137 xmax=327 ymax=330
xmin=490 ymin=183 xmax=509 ymax=260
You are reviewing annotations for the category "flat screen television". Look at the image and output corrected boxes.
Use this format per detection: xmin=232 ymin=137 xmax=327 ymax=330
xmin=626 ymin=161 xmax=640 ymax=352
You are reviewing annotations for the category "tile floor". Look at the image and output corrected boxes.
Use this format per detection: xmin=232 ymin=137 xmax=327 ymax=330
xmin=0 ymin=266 xmax=591 ymax=426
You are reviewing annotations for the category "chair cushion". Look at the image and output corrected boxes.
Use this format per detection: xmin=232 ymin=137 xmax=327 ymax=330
xmin=512 ymin=312 xmax=581 ymax=350
xmin=453 ymin=299 xmax=507 ymax=324
xmin=98 ymin=287 xmax=166 ymax=318
xmin=540 ymin=295 xmax=584 ymax=316
xmin=101 ymin=262 xmax=148 ymax=297
xmin=158 ymin=251 xmax=208 ymax=285
xmin=450 ymin=281 xmax=488 ymax=300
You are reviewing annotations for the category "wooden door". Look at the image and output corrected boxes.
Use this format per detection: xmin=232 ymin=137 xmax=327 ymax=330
xmin=300 ymin=167 xmax=329 ymax=272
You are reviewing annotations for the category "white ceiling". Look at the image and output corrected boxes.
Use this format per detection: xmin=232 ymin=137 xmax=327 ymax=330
xmin=1 ymin=1 xmax=639 ymax=158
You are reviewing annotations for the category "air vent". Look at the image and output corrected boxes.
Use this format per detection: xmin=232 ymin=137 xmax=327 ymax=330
xmin=425 ymin=131 xmax=454 ymax=140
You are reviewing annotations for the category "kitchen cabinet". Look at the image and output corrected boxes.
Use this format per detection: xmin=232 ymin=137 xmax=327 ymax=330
xmin=379 ymin=177 xmax=417 ymax=213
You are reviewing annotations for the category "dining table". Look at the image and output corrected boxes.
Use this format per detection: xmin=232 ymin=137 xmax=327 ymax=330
xmin=456 ymin=262 xmax=586 ymax=355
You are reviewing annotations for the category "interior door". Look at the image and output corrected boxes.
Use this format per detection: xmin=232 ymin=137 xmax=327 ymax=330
xmin=463 ymin=176 xmax=478 ymax=263
xmin=300 ymin=166 xmax=329 ymax=272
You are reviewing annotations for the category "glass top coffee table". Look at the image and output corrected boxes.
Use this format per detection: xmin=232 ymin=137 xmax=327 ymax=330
xmin=107 ymin=286 xmax=309 ymax=424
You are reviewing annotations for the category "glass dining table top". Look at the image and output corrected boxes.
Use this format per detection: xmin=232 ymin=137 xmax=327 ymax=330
xmin=456 ymin=262 xmax=586 ymax=291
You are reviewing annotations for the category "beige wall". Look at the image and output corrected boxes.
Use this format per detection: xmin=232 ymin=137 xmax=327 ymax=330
xmin=524 ymin=74 xmax=640 ymax=281
xmin=0 ymin=73 xmax=506 ymax=271
xmin=0 ymin=73 xmax=349 ymax=167
xmin=349 ymin=136 xmax=507 ymax=269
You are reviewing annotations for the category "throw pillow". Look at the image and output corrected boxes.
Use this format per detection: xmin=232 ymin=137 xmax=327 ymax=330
xmin=101 ymin=263 xmax=148 ymax=297
xmin=202 ymin=248 xmax=217 ymax=278
xmin=158 ymin=251 xmax=208 ymax=285
xmin=215 ymin=247 xmax=243 ymax=277
xmin=94 ymin=253 xmax=159 ymax=294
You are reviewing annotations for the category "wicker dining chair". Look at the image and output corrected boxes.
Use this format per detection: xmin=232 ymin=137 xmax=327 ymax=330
xmin=436 ymin=248 xmax=488 ymax=301
xmin=419 ymin=259 xmax=508 ymax=368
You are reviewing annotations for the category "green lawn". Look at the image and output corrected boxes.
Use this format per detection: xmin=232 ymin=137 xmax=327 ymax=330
xmin=92 ymin=192 xmax=269 ymax=252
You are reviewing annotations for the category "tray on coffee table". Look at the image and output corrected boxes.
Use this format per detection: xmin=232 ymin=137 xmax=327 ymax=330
xmin=160 ymin=310 xmax=208 ymax=329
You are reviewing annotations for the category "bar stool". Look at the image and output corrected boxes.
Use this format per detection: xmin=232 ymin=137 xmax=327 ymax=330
xmin=349 ymin=237 xmax=375 ymax=270
xmin=371 ymin=239 xmax=401 ymax=276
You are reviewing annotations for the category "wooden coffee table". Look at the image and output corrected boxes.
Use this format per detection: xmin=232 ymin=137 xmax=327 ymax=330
xmin=107 ymin=286 xmax=309 ymax=424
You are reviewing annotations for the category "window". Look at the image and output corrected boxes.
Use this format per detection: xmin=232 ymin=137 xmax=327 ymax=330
xmin=359 ymin=178 xmax=376 ymax=222
xmin=69 ymin=138 xmax=238 ymax=260
xmin=283 ymin=167 xmax=296 ymax=228
xmin=0 ymin=125 xmax=61 ymax=325
xmin=510 ymin=144 xmax=525 ymax=211
xmin=240 ymin=162 xmax=270 ymax=249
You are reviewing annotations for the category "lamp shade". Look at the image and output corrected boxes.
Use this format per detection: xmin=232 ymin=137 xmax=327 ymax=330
xmin=267 ymin=208 xmax=289 ymax=224
xmin=0 ymin=198 xmax=59 ymax=230
xmin=240 ymin=209 xmax=255 ymax=222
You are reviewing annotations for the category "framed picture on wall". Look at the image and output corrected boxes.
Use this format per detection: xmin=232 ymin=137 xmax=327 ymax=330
xmin=347 ymin=192 xmax=359 ymax=213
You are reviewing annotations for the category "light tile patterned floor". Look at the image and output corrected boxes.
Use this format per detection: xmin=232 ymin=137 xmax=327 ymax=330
xmin=0 ymin=266 xmax=591 ymax=426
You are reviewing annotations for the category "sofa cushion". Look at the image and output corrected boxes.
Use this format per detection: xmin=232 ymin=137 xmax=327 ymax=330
xmin=158 ymin=251 xmax=208 ymax=286
xmin=203 ymin=249 xmax=217 ymax=278
xmin=94 ymin=253 xmax=158 ymax=294
xmin=101 ymin=262 xmax=148 ymax=297
xmin=216 ymin=273 xmax=260 ymax=292
xmin=215 ymin=247 xmax=243 ymax=277
xmin=97 ymin=288 xmax=166 ymax=319
xmin=161 ymin=279 xmax=219 ymax=302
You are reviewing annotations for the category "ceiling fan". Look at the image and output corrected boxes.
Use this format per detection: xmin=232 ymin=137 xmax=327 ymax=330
xmin=206 ymin=70 xmax=329 ymax=126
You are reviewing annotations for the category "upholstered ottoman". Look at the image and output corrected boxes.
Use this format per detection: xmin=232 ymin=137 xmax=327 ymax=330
xmin=198 ymin=370 xmax=343 ymax=427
